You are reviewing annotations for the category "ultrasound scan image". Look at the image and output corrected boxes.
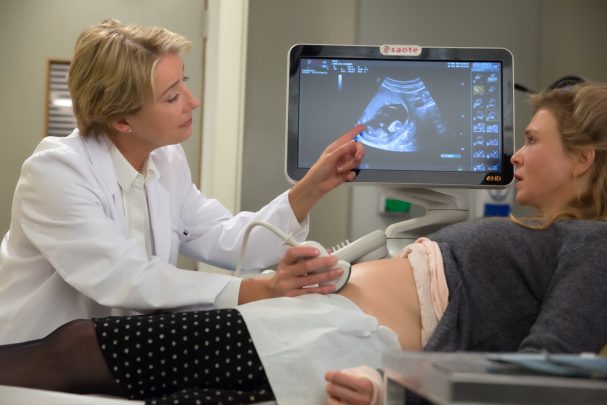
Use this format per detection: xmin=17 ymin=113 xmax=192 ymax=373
xmin=356 ymin=77 xmax=446 ymax=152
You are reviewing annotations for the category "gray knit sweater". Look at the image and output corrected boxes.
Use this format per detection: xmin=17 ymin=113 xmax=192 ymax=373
xmin=424 ymin=217 xmax=607 ymax=353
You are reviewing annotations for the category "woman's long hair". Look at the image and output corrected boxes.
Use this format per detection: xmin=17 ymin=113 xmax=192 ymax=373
xmin=511 ymin=83 xmax=607 ymax=228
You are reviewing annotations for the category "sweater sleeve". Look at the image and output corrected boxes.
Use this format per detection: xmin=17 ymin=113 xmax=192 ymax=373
xmin=518 ymin=221 xmax=607 ymax=353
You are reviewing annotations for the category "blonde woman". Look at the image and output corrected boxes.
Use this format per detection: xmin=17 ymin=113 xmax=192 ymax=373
xmin=0 ymin=19 xmax=364 ymax=345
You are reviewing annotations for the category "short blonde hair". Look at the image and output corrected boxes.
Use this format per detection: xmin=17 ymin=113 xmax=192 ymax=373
xmin=68 ymin=19 xmax=191 ymax=137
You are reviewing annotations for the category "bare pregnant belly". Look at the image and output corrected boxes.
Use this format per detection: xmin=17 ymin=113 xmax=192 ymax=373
xmin=338 ymin=258 xmax=422 ymax=350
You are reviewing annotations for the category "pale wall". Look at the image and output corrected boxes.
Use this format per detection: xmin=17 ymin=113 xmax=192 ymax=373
xmin=242 ymin=0 xmax=358 ymax=247
xmin=538 ymin=0 xmax=607 ymax=87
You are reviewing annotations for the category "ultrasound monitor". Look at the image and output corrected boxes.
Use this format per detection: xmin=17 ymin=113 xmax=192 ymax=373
xmin=286 ymin=44 xmax=514 ymax=187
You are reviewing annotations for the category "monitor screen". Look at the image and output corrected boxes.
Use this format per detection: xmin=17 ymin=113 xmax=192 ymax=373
xmin=286 ymin=44 xmax=514 ymax=187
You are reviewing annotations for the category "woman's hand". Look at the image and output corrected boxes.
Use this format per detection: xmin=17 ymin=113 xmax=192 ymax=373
xmin=271 ymin=245 xmax=344 ymax=297
xmin=289 ymin=125 xmax=365 ymax=222
xmin=237 ymin=245 xmax=344 ymax=304
xmin=325 ymin=369 xmax=375 ymax=405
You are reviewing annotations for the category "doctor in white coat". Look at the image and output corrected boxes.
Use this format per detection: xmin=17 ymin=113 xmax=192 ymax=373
xmin=0 ymin=19 xmax=364 ymax=344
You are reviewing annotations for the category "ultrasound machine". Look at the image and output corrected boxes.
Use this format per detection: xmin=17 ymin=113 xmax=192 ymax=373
xmin=285 ymin=44 xmax=514 ymax=263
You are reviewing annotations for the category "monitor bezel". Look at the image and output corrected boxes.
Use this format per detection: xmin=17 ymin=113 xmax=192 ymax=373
xmin=285 ymin=44 xmax=515 ymax=188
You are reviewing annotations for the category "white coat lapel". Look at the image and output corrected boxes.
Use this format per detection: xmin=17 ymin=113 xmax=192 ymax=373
xmin=81 ymin=133 xmax=125 ymax=225
xmin=146 ymin=179 xmax=172 ymax=262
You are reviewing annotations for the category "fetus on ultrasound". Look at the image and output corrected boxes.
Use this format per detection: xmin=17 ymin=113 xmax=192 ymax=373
xmin=356 ymin=77 xmax=447 ymax=152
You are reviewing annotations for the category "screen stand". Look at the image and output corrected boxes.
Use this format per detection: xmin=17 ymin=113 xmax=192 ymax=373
xmin=383 ymin=188 xmax=469 ymax=257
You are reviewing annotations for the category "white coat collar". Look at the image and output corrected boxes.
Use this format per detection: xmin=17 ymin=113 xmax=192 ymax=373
xmin=79 ymin=131 xmax=172 ymax=262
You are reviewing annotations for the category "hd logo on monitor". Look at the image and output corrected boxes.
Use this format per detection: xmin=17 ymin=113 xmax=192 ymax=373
xmin=485 ymin=175 xmax=503 ymax=182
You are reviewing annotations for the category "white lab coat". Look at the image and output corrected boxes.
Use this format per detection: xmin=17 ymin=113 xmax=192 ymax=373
xmin=0 ymin=130 xmax=308 ymax=344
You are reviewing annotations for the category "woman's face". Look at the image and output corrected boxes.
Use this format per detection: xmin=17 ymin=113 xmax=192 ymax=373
xmin=125 ymin=53 xmax=200 ymax=151
xmin=510 ymin=108 xmax=576 ymax=214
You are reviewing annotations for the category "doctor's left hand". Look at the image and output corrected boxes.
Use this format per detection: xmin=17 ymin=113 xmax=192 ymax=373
xmin=288 ymin=124 xmax=365 ymax=223
xmin=237 ymin=244 xmax=343 ymax=304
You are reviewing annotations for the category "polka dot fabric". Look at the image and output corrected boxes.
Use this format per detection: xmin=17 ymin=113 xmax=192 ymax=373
xmin=93 ymin=309 xmax=274 ymax=405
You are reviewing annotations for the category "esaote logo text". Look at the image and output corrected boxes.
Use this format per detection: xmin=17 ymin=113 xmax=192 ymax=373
xmin=380 ymin=45 xmax=422 ymax=56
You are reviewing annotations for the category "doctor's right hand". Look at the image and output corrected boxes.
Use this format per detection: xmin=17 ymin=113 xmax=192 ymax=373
xmin=237 ymin=245 xmax=344 ymax=304
xmin=271 ymin=244 xmax=345 ymax=297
